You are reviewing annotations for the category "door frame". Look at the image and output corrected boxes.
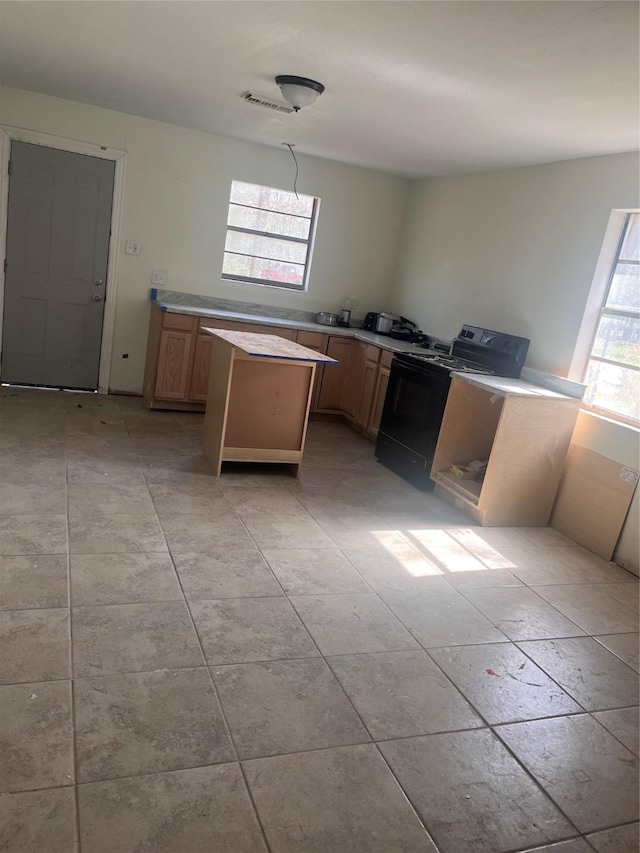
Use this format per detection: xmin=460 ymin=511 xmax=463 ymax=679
xmin=0 ymin=125 xmax=126 ymax=393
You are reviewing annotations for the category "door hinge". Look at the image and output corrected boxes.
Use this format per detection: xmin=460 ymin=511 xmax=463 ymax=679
xmin=3 ymin=258 xmax=6 ymax=273
xmin=7 ymin=160 xmax=11 ymax=176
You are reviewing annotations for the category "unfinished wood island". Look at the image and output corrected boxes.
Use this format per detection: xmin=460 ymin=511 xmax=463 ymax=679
xmin=431 ymin=373 xmax=581 ymax=527
xmin=201 ymin=328 xmax=337 ymax=477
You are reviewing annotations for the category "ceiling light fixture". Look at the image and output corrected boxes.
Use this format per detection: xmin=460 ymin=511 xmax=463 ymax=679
xmin=275 ymin=75 xmax=325 ymax=112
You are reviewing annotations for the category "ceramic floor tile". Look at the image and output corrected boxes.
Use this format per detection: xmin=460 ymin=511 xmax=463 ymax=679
xmin=517 ymin=637 xmax=639 ymax=711
xmin=342 ymin=544 xmax=451 ymax=593
xmin=0 ymin=481 xmax=66 ymax=515
xmin=77 ymin=764 xmax=266 ymax=853
xmin=0 ymin=515 xmax=68 ymax=556
xmin=212 ymin=658 xmax=369 ymax=759
xmin=517 ymin=841 xmax=592 ymax=853
xmin=244 ymin=743 xmax=438 ymax=852
xmin=242 ymin=514 xmax=335 ymax=549
xmin=67 ymin=484 xmax=156 ymax=517
xmin=191 ymin=597 xmax=319 ymax=665
xmin=595 ymin=633 xmax=640 ymax=672
xmin=74 ymin=668 xmax=233 ymax=783
xmin=290 ymin=593 xmax=419 ymax=655
xmin=600 ymin=583 xmax=640 ymax=615
xmin=553 ymin=547 xmax=639 ymax=584
xmin=462 ymin=587 xmax=585 ymax=641
xmin=0 ymin=787 xmax=77 ymax=852
xmin=0 ymin=555 xmax=68 ymax=610
xmin=0 ymin=609 xmax=70 ymax=684
xmin=586 ymin=823 xmax=640 ymax=852
xmin=70 ymin=552 xmax=182 ymax=605
xmin=328 ymin=649 xmax=481 ymax=739
xmin=147 ymin=482 xmax=234 ymax=519
xmin=379 ymin=729 xmax=574 ymax=853
xmin=496 ymin=715 xmax=640 ymax=833
xmin=66 ymin=456 xmax=145 ymax=485
xmin=381 ymin=589 xmax=507 ymax=648
xmin=519 ymin=528 xmax=576 ymax=548
xmin=534 ymin=584 xmax=639 ymax=635
xmin=69 ymin=514 xmax=167 ymax=554
xmin=263 ymin=548 xmax=370 ymax=594
xmin=429 ymin=642 xmax=582 ymax=724
xmin=172 ymin=549 xmax=283 ymax=599
xmin=225 ymin=486 xmax=309 ymax=517
xmin=494 ymin=547 xmax=590 ymax=586
xmin=161 ymin=515 xmax=253 ymax=552
xmin=1 ymin=458 xmax=67 ymax=486
xmin=72 ymin=601 xmax=203 ymax=676
xmin=0 ymin=680 xmax=74 ymax=792
xmin=316 ymin=513 xmax=393 ymax=549
xmin=593 ymin=707 xmax=639 ymax=756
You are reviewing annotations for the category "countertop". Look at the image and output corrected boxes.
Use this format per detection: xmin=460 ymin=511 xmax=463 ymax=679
xmin=202 ymin=328 xmax=338 ymax=363
xmin=151 ymin=293 xmax=430 ymax=357
xmin=150 ymin=289 xmax=584 ymax=401
xmin=455 ymin=373 xmax=579 ymax=400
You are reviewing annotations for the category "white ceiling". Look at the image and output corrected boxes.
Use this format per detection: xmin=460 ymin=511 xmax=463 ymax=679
xmin=0 ymin=1 xmax=638 ymax=179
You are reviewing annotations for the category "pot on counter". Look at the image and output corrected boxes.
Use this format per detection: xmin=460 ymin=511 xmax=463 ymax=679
xmin=375 ymin=312 xmax=401 ymax=334
xmin=316 ymin=312 xmax=339 ymax=327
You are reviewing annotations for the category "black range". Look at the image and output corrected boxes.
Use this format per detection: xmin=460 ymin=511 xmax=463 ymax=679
xmin=375 ymin=324 xmax=530 ymax=490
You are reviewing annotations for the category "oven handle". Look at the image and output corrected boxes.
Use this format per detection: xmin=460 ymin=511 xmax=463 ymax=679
xmin=390 ymin=358 xmax=451 ymax=387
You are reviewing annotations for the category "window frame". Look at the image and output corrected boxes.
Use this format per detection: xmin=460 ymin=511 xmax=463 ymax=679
xmin=220 ymin=181 xmax=320 ymax=293
xmin=570 ymin=209 xmax=640 ymax=428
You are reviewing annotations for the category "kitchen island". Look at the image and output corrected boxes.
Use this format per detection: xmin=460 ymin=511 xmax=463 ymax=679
xmin=201 ymin=328 xmax=337 ymax=477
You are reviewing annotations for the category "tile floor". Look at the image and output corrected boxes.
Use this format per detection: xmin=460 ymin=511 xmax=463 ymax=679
xmin=0 ymin=386 xmax=638 ymax=853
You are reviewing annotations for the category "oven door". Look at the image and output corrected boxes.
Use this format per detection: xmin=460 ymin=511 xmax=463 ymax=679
xmin=377 ymin=358 xmax=451 ymax=461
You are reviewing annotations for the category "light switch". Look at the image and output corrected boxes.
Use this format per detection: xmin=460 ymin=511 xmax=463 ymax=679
xmin=151 ymin=270 xmax=167 ymax=285
xmin=125 ymin=240 xmax=141 ymax=255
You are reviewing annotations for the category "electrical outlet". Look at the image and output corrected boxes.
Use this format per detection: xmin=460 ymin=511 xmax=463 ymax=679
xmin=348 ymin=297 xmax=358 ymax=310
xmin=151 ymin=270 xmax=167 ymax=285
xmin=125 ymin=240 xmax=141 ymax=256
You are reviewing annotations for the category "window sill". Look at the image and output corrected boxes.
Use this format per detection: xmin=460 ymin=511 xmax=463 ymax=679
xmin=578 ymin=405 xmax=640 ymax=434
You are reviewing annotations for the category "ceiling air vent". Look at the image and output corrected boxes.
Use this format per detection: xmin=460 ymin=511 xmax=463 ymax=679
xmin=241 ymin=92 xmax=294 ymax=114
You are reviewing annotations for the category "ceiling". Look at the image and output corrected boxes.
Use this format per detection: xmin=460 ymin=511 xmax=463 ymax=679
xmin=0 ymin=1 xmax=638 ymax=179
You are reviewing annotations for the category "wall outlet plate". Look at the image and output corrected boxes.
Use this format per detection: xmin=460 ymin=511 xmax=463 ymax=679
xmin=125 ymin=240 xmax=141 ymax=256
xmin=151 ymin=270 xmax=167 ymax=285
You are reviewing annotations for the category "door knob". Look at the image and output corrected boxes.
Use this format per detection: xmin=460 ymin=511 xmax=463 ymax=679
xmin=94 ymin=279 xmax=103 ymax=286
xmin=92 ymin=294 xmax=103 ymax=302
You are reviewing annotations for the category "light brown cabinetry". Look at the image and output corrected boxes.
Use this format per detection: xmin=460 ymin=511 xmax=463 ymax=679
xmin=431 ymin=376 xmax=580 ymax=527
xmin=317 ymin=337 xmax=354 ymax=411
xmin=143 ymin=306 xmax=396 ymax=437
xmin=189 ymin=334 xmax=214 ymax=401
xmin=155 ymin=330 xmax=193 ymax=399
xmin=366 ymin=350 xmax=393 ymax=439
xmin=144 ymin=305 xmax=304 ymax=411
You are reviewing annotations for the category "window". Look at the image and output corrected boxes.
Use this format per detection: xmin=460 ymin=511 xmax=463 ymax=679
xmin=221 ymin=180 xmax=319 ymax=291
xmin=579 ymin=211 xmax=639 ymax=425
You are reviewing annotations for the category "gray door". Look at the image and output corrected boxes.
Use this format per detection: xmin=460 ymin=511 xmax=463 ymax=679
xmin=2 ymin=142 xmax=115 ymax=389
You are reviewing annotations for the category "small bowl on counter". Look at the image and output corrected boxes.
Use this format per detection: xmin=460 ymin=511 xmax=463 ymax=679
xmin=315 ymin=312 xmax=339 ymax=327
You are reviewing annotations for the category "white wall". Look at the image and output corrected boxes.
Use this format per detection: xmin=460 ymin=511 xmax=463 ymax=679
xmin=393 ymin=152 xmax=639 ymax=572
xmin=0 ymin=86 xmax=409 ymax=392
xmin=392 ymin=153 xmax=639 ymax=375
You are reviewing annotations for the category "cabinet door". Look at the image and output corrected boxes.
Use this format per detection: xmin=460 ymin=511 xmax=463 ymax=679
xmin=189 ymin=334 xmax=214 ymax=401
xmin=367 ymin=364 xmax=391 ymax=438
xmin=342 ymin=341 xmax=366 ymax=417
xmin=356 ymin=358 xmax=379 ymax=428
xmin=317 ymin=337 xmax=353 ymax=411
xmin=155 ymin=330 xmax=193 ymax=400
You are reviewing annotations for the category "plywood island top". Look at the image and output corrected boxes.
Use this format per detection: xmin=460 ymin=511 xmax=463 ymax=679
xmin=201 ymin=327 xmax=338 ymax=363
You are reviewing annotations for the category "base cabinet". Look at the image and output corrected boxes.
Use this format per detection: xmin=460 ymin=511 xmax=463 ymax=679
xmin=431 ymin=376 xmax=580 ymax=527
xmin=189 ymin=334 xmax=214 ymax=401
xmin=317 ymin=337 xmax=354 ymax=411
xmin=143 ymin=307 xmax=395 ymax=439
xmin=144 ymin=305 xmax=310 ymax=411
